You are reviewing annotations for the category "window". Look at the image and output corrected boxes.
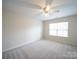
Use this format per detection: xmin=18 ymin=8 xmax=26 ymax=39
xmin=49 ymin=22 xmax=68 ymax=37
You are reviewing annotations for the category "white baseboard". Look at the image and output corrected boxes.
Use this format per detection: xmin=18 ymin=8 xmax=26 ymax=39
xmin=2 ymin=40 xmax=39 ymax=52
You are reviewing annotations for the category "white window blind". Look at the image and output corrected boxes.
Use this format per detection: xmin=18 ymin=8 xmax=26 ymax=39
xmin=49 ymin=22 xmax=68 ymax=37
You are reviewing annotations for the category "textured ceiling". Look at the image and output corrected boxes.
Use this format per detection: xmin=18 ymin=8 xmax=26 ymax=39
xmin=3 ymin=0 xmax=77 ymax=20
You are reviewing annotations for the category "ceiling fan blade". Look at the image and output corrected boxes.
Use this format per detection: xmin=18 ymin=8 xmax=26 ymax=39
xmin=51 ymin=3 xmax=67 ymax=13
xmin=45 ymin=0 xmax=53 ymax=5
xmin=17 ymin=0 xmax=41 ymax=9
xmin=51 ymin=2 xmax=71 ymax=10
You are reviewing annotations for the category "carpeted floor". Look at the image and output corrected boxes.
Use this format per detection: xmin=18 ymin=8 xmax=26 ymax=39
xmin=2 ymin=40 xmax=77 ymax=59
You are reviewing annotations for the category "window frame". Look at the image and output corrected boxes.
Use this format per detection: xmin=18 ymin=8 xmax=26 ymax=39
xmin=48 ymin=22 xmax=68 ymax=37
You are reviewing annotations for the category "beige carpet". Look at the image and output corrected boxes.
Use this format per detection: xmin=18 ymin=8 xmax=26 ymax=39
xmin=2 ymin=40 xmax=77 ymax=59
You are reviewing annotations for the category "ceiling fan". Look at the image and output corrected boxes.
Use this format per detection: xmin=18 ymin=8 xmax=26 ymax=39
xmin=19 ymin=0 xmax=60 ymax=16
xmin=41 ymin=0 xmax=58 ymax=16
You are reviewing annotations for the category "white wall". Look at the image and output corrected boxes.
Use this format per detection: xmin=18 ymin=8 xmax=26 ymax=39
xmin=43 ymin=15 xmax=77 ymax=47
xmin=2 ymin=9 xmax=42 ymax=51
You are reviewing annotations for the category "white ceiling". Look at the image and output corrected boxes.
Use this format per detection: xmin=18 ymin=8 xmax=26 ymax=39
xmin=3 ymin=0 xmax=77 ymax=21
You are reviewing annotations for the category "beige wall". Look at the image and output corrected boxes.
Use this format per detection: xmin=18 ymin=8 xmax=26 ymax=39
xmin=2 ymin=9 xmax=42 ymax=51
xmin=43 ymin=15 xmax=77 ymax=47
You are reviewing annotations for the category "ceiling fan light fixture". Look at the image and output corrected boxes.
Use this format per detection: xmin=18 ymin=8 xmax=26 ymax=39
xmin=42 ymin=5 xmax=51 ymax=16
